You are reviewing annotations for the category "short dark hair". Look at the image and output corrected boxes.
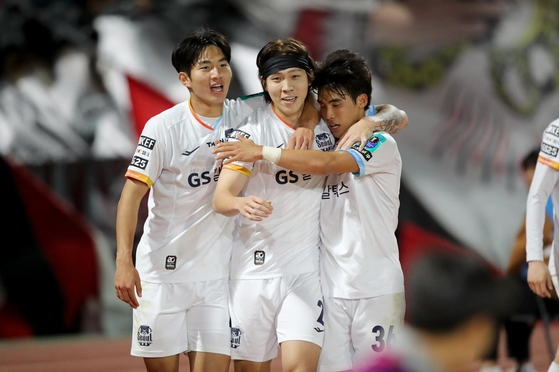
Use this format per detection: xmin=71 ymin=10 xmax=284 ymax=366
xmin=311 ymin=49 xmax=372 ymax=110
xmin=256 ymin=38 xmax=316 ymax=103
xmin=406 ymin=251 xmax=521 ymax=333
xmin=171 ymin=27 xmax=231 ymax=76
xmin=521 ymin=148 xmax=540 ymax=171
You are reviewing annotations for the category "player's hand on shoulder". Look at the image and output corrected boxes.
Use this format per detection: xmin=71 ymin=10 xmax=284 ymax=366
xmin=289 ymin=127 xmax=314 ymax=150
xmin=337 ymin=118 xmax=373 ymax=151
xmin=213 ymin=135 xmax=262 ymax=164
xmin=237 ymin=195 xmax=273 ymax=221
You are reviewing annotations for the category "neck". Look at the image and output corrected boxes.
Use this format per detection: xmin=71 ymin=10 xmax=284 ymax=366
xmin=189 ymin=95 xmax=223 ymax=117
xmin=271 ymin=103 xmax=303 ymax=128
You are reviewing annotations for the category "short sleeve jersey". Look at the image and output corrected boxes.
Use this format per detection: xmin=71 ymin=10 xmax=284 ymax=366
xmin=320 ymin=132 xmax=405 ymax=299
xmin=125 ymin=95 xmax=265 ymax=283
xmin=526 ymin=118 xmax=559 ymax=262
xmin=224 ymin=104 xmax=336 ymax=279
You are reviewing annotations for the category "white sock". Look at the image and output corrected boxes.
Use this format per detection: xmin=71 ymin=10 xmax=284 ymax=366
xmin=548 ymin=362 xmax=559 ymax=372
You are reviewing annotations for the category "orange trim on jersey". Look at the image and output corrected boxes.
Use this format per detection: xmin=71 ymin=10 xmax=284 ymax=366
xmin=125 ymin=170 xmax=154 ymax=187
xmin=223 ymin=163 xmax=252 ymax=177
xmin=271 ymin=104 xmax=297 ymax=130
xmin=189 ymin=99 xmax=215 ymax=131
xmin=538 ymin=156 xmax=559 ymax=171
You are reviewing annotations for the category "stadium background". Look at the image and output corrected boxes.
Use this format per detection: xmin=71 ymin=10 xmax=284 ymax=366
xmin=1 ymin=0 xmax=558 ymax=370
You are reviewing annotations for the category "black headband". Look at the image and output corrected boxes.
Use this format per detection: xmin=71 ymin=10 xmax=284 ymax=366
xmin=260 ymin=55 xmax=312 ymax=79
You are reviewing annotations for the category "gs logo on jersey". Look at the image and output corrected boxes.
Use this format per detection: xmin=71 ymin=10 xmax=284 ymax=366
xmin=542 ymin=143 xmax=559 ymax=157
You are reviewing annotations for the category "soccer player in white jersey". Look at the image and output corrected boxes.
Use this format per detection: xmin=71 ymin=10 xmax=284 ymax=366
xmin=212 ymin=38 xmax=329 ymax=372
xmin=214 ymin=49 xmax=406 ymax=372
xmin=526 ymin=117 xmax=559 ymax=372
xmin=114 ymin=27 xmax=406 ymax=372
xmin=112 ymin=27 xmax=324 ymax=372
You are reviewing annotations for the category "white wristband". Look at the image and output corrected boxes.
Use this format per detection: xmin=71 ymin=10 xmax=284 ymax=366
xmin=262 ymin=146 xmax=282 ymax=164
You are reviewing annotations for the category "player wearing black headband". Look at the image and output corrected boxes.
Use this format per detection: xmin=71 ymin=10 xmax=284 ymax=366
xmin=214 ymin=48 xmax=407 ymax=371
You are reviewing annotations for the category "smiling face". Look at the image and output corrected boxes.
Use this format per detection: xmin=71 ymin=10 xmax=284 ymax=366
xmin=179 ymin=45 xmax=231 ymax=117
xmin=318 ymin=88 xmax=367 ymax=140
xmin=263 ymin=67 xmax=309 ymax=125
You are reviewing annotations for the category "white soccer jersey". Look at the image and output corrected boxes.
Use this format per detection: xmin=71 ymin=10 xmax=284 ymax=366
xmin=126 ymin=95 xmax=265 ymax=283
xmin=526 ymin=118 xmax=559 ymax=263
xmin=225 ymin=104 xmax=336 ymax=279
xmin=319 ymin=132 xmax=405 ymax=299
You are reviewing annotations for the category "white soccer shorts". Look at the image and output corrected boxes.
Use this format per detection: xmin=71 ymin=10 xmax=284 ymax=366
xmin=131 ymin=279 xmax=230 ymax=358
xmin=229 ymin=271 xmax=325 ymax=362
xmin=318 ymin=292 xmax=406 ymax=372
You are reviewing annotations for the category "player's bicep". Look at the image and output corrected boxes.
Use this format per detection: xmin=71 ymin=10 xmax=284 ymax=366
xmin=215 ymin=167 xmax=250 ymax=198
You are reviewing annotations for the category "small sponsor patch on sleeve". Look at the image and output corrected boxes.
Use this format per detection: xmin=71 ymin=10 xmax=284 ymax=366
xmin=542 ymin=142 xmax=559 ymax=157
xmin=138 ymin=135 xmax=156 ymax=150
xmin=545 ymin=125 xmax=559 ymax=138
xmin=130 ymin=155 xmax=148 ymax=170
xmin=351 ymin=133 xmax=387 ymax=161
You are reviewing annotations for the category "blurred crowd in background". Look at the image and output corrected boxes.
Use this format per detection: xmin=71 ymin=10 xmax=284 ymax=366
xmin=1 ymin=0 xmax=559 ymax=342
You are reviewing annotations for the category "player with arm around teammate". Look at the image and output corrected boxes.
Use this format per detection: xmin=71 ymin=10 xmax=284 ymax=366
xmin=214 ymin=48 xmax=406 ymax=372
xmin=113 ymin=27 xmax=320 ymax=372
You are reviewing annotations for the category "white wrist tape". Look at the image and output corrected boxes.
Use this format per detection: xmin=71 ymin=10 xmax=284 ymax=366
xmin=262 ymin=146 xmax=282 ymax=164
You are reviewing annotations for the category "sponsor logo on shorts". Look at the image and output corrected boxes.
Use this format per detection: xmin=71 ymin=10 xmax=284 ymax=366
xmin=165 ymin=255 xmax=177 ymax=270
xmin=137 ymin=325 xmax=153 ymax=346
xmin=139 ymin=136 xmax=156 ymax=150
xmin=231 ymin=327 xmax=242 ymax=348
xmin=254 ymin=251 xmax=265 ymax=265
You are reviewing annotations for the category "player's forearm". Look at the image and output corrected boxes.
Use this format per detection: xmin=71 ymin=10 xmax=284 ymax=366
xmin=263 ymin=147 xmax=356 ymax=175
xmin=213 ymin=192 xmax=242 ymax=217
xmin=298 ymin=92 xmax=320 ymax=130
xmin=115 ymin=200 xmax=140 ymax=266
xmin=526 ymin=195 xmax=548 ymax=262
xmin=367 ymin=104 xmax=408 ymax=134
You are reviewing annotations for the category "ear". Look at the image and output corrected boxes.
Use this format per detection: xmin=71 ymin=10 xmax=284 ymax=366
xmin=178 ymin=72 xmax=191 ymax=89
xmin=260 ymin=76 xmax=267 ymax=92
xmin=357 ymin=93 xmax=368 ymax=109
